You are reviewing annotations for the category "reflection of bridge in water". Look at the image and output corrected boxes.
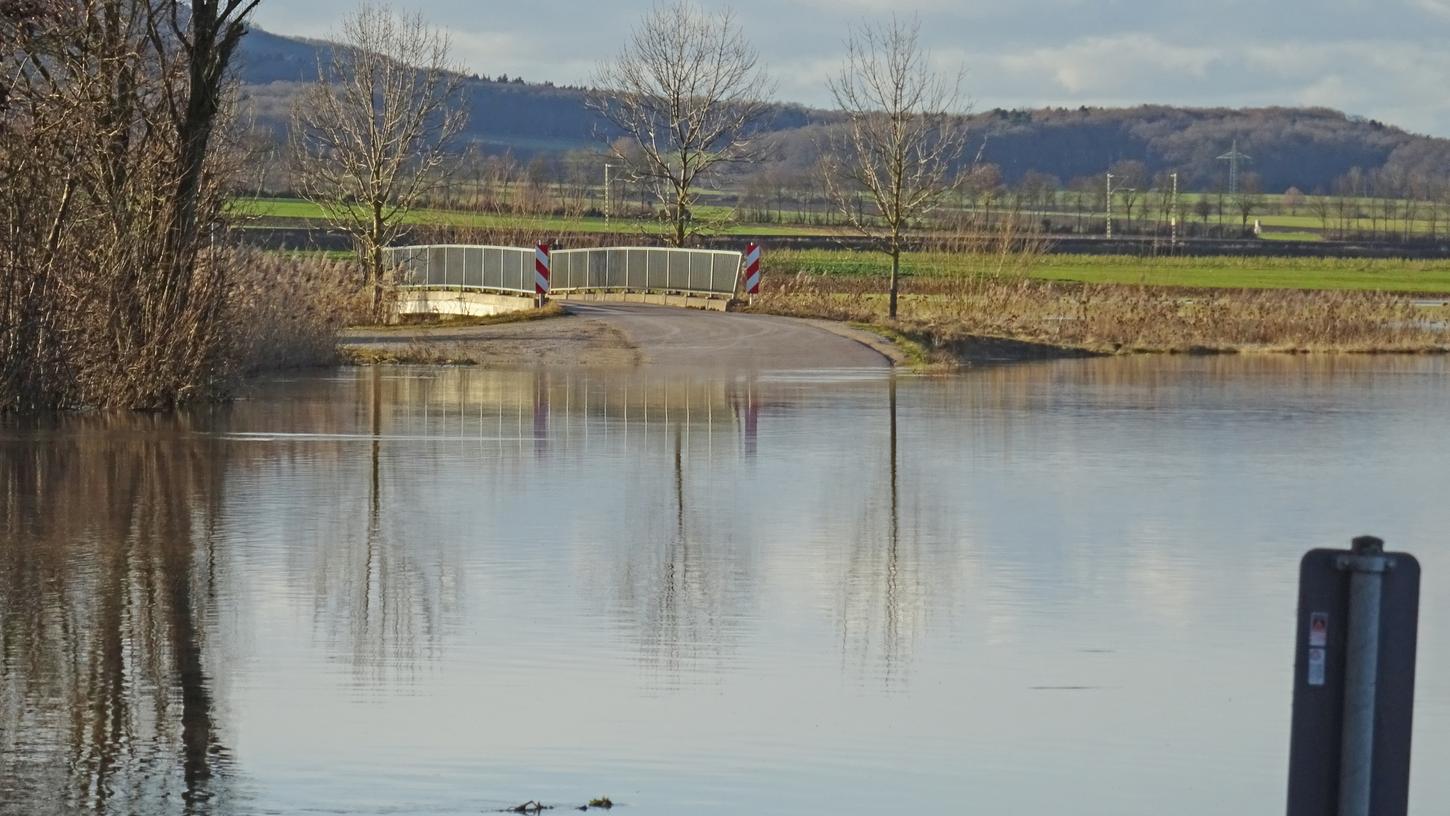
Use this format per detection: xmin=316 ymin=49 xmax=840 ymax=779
xmin=357 ymin=366 xmax=930 ymax=685
xmin=379 ymin=368 xmax=782 ymax=457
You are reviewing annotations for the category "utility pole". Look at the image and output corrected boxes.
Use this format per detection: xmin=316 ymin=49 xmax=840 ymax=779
xmin=604 ymin=162 xmax=620 ymax=226
xmin=1105 ymin=172 xmax=1114 ymax=239
xmin=1170 ymin=172 xmax=1179 ymax=247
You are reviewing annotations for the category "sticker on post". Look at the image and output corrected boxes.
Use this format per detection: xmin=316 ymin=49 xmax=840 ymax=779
xmin=1307 ymin=647 xmax=1327 ymax=687
xmin=1309 ymin=612 xmax=1329 ymax=647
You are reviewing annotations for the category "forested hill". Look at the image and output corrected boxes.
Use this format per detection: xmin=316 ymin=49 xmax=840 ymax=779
xmin=237 ymin=24 xmax=1450 ymax=194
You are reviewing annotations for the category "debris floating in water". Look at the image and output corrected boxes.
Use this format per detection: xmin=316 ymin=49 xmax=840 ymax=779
xmin=503 ymin=797 xmax=614 ymax=813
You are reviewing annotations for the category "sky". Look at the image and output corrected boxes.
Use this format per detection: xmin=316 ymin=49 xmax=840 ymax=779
xmin=252 ymin=1 xmax=1450 ymax=137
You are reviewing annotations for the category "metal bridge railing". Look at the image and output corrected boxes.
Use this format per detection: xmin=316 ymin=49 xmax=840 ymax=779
xmin=384 ymin=245 xmax=537 ymax=293
xmin=385 ymin=245 xmax=743 ymax=298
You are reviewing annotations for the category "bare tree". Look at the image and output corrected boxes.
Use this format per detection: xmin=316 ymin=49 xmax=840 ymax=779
xmin=1234 ymin=172 xmax=1262 ymax=233
xmin=290 ymin=4 xmax=466 ymax=315
xmin=1194 ymin=197 xmax=1213 ymax=231
xmin=1108 ymin=160 xmax=1146 ymax=234
xmin=589 ymin=1 xmax=773 ymax=246
xmin=2 ymin=0 xmax=263 ymax=411
xmin=819 ymin=15 xmax=969 ymax=319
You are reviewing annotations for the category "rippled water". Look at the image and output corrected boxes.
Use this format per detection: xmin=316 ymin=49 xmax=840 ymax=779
xmin=2 ymin=357 xmax=1447 ymax=815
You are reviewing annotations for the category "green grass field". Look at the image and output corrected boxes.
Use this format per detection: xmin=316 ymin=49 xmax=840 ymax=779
xmin=233 ymin=197 xmax=831 ymax=237
xmin=772 ymin=249 xmax=1450 ymax=294
xmin=242 ymin=197 xmax=1450 ymax=295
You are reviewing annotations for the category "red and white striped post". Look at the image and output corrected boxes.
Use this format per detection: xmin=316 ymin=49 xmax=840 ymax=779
xmin=534 ymin=242 xmax=551 ymax=306
xmin=743 ymin=242 xmax=762 ymax=302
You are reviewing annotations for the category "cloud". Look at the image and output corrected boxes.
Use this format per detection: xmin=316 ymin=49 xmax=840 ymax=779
xmin=994 ymin=35 xmax=1221 ymax=96
xmin=250 ymin=1 xmax=1450 ymax=137
xmin=1410 ymin=0 xmax=1450 ymax=18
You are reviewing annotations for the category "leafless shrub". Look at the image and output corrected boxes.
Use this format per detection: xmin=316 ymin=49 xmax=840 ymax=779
xmin=1 ymin=0 xmax=265 ymax=412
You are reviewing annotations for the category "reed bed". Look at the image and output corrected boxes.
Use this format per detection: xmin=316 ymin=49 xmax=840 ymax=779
xmin=226 ymin=248 xmax=367 ymax=373
xmin=752 ymin=266 xmax=1447 ymax=356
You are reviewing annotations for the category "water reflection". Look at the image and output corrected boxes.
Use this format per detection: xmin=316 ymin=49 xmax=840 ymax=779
xmin=1 ymin=356 xmax=1446 ymax=815
xmin=838 ymin=377 xmax=919 ymax=684
xmin=0 ymin=415 xmax=234 ymax=813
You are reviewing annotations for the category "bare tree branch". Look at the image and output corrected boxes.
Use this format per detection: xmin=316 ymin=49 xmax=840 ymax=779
xmin=819 ymin=15 xmax=970 ymax=319
xmin=588 ymin=1 xmax=774 ymax=246
xmin=290 ymin=2 xmax=467 ymax=316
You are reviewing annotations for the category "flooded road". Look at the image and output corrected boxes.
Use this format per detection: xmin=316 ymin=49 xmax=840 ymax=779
xmin=2 ymin=356 xmax=1447 ymax=815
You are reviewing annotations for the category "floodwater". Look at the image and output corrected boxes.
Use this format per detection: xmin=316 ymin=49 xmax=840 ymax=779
xmin=1 ymin=357 xmax=1447 ymax=815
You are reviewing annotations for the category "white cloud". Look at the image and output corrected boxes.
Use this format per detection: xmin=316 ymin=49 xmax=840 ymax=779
xmin=994 ymin=35 xmax=1221 ymax=96
xmin=1410 ymin=0 xmax=1450 ymax=18
xmin=251 ymin=1 xmax=1450 ymax=137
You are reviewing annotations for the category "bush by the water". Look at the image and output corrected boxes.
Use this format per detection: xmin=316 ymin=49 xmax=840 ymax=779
xmin=1 ymin=3 xmax=357 ymax=413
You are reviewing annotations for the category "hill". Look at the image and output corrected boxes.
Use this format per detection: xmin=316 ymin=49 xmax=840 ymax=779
xmin=235 ymin=24 xmax=1450 ymax=195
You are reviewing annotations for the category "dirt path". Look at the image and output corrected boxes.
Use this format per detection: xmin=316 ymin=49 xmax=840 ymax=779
xmin=340 ymin=302 xmax=893 ymax=369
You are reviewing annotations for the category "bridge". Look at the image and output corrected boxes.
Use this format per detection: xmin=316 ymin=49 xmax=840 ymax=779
xmin=384 ymin=244 xmax=746 ymax=317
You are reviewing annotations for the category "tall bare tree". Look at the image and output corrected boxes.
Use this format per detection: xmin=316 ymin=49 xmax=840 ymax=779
xmin=1234 ymin=172 xmax=1262 ymax=232
xmin=589 ymin=1 xmax=773 ymax=246
xmin=290 ymin=4 xmax=466 ymax=315
xmin=2 ymin=0 xmax=262 ymax=411
xmin=820 ymin=16 xmax=969 ymax=319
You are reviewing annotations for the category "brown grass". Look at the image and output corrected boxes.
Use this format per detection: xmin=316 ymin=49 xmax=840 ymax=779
xmin=750 ymin=267 xmax=1448 ymax=356
xmin=226 ymin=248 xmax=367 ymax=372
xmin=339 ymin=342 xmax=485 ymax=366
xmin=351 ymin=302 xmax=565 ymax=332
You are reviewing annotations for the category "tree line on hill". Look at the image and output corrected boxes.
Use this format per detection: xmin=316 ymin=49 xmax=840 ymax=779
xmin=236 ymin=23 xmax=1450 ymax=200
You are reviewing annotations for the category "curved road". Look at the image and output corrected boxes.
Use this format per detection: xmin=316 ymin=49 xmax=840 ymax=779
xmin=342 ymin=302 xmax=895 ymax=369
xmin=562 ymin=302 xmax=891 ymax=369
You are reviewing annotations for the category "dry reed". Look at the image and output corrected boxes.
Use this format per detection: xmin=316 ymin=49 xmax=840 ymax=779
xmin=753 ymin=266 xmax=1446 ymax=356
xmin=224 ymin=248 xmax=367 ymax=373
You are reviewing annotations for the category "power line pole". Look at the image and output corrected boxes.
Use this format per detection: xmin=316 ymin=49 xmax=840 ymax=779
xmin=1170 ymin=172 xmax=1179 ymax=247
xmin=1106 ymin=172 xmax=1114 ymax=239
xmin=604 ymin=162 xmax=620 ymax=226
xmin=1216 ymin=140 xmax=1252 ymax=195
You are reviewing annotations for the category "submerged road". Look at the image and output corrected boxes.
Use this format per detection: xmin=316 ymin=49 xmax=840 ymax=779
xmin=562 ymin=302 xmax=893 ymax=369
xmin=341 ymin=301 xmax=896 ymax=369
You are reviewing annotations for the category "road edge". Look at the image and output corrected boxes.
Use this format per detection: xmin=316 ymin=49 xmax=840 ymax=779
xmin=796 ymin=318 xmax=908 ymax=367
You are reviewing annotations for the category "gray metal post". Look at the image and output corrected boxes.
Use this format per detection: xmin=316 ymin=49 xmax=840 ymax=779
xmin=1170 ymin=172 xmax=1179 ymax=248
xmin=1337 ymin=535 xmax=1389 ymax=816
xmin=1106 ymin=172 xmax=1114 ymax=239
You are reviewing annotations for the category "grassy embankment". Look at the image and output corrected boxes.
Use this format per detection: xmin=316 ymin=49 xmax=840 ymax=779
xmin=749 ymin=249 xmax=1450 ymax=361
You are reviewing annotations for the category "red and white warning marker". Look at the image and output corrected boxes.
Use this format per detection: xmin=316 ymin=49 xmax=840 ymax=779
xmin=535 ymin=242 xmax=551 ymax=300
xmin=744 ymin=242 xmax=762 ymax=296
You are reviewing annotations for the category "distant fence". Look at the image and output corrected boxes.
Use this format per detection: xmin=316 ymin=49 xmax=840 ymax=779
xmin=384 ymin=245 xmax=744 ymax=298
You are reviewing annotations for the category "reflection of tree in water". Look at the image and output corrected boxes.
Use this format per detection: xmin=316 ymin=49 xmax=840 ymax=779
xmin=837 ymin=376 xmax=928 ymax=687
xmin=607 ymin=391 xmax=751 ymax=687
xmin=292 ymin=368 xmax=458 ymax=681
xmin=0 ymin=414 xmax=236 ymax=814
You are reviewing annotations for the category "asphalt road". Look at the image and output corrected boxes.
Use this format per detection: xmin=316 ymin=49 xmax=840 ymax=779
xmin=562 ymin=302 xmax=891 ymax=369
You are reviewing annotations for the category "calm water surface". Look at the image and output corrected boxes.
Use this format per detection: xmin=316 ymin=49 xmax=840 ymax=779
xmin=2 ymin=357 xmax=1447 ymax=815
